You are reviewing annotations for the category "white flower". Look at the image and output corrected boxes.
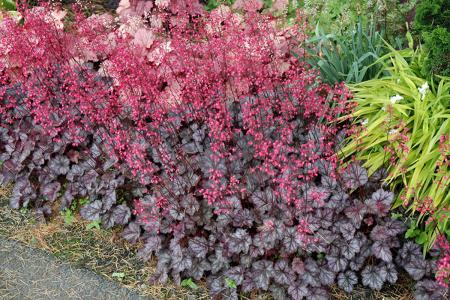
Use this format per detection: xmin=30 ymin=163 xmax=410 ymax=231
xmin=418 ymin=82 xmax=429 ymax=100
xmin=388 ymin=129 xmax=397 ymax=135
xmin=390 ymin=94 xmax=403 ymax=104
xmin=361 ymin=119 xmax=369 ymax=126
xmin=381 ymin=106 xmax=386 ymax=111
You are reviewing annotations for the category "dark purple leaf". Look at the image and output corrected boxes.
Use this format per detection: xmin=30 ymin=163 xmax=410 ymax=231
xmin=270 ymin=285 xmax=287 ymax=300
xmin=122 ymin=222 xmax=141 ymax=244
xmin=67 ymin=165 xmax=84 ymax=181
xmin=112 ymin=204 xmax=131 ymax=225
xmin=188 ymin=237 xmax=208 ymax=259
xmin=350 ymin=253 xmax=367 ymax=271
xmin=341 ymin=238 xmax=361 ymax=260
xmin=370 ymin=225 xmax=394 ymax=241
xmin=250 ymin=187 xmax=278 ymax=214
xmin=282 ymin=227 xmax=301 ymax=254
xmin=342 ymin=163 xmax=368 ymax=189
xmin=252 ymin=260 xmax=273 ymax=290
xmin=225 ymin=266 xmax=245 ymax=285
xmin=137 ymin=236 xmax=161 ymax=261
xmin=365 ymin=189 xmax=393 ymax=216
xmin=40 ymin=181 xmax=61 ymax=202
xmin=404 ymin=257 xmax=427 ymax=280
xmin=384 ymin=219 xmax=406 ymax=236
xmin=339 ymin=222 xmax=355 ymax=240
xmin=48 ymin=155 xmax=70 ymax=175
xmin=309 ymin=288 xmax=328 ymax=300
xmin=318 ymin=267 xmax=335 ymax=286
xmin=208 ymin=276 xmax=226 ymax=296
xmin=326 ymin=254 xmax=348 ymax=273
xmin=209 ymin=247 xmax=229 ymax=274
xmin=32 ymin=149 xmax=44 ymax=165
xmin=372 ymin=241 xmax=393 ymax=262
xmin=79 ymin=200 xmax=102 ymax=221
xmin=321 ymin=175 xmax=337 ymax=190
xmin=241 ymin=273 xmax=255 ymax=293
xmin=101 ymin=211 xmax=115 ymax=229
xmin=180 ymin=194 xmax=199 ymax=216
xmin=228 ymin=229 xmax=251 ymax=255
xmin=291 ymin=257 xmax=305 ymax=274
xmin=102 ymin=190 xmax=117 ymax=212
xmin=380 ymin=262 xmax=398 ymax=284
xmin=337 ymin=271 xmax=358 ymax=293
xmin=397 ymin=242 xmax=422 ymax=265
xmin=361 ymin=265 xmax=385 ymax=290
xmin=414 ymin=279 xmax=448 ymax=300
xmin=344 ymin=200 xmax=367 ymax=228
xmin=273 ymin=259 xmax=295 ymax=285
xmin=189 ymin=259 xmax=211 ymax=280
xmin=288 ymin=281 xmax=309 ymax=300
xmin=327 ymin=191 xmax=349 ymax=211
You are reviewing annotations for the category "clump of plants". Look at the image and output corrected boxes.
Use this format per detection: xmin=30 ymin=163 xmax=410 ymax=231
xmin=306 ymin=19 xmax=387 ymax=84
xmin=0 ymin=2 xmax=448 ymax=299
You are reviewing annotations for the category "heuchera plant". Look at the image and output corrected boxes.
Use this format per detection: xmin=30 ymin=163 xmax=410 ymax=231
xmin=0 ymin=2 xmax=447 ymax=299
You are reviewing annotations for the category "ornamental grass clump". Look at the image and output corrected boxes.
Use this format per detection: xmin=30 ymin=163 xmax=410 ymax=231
xmin=0 ymin=2 xmax=446 ymax=299
xmin=341 ymin=44 xmax=450 ymax=252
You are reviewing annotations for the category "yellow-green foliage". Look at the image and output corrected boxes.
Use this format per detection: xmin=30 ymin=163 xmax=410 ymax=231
xmin=341 ymin=45 xmax=450 ymax=251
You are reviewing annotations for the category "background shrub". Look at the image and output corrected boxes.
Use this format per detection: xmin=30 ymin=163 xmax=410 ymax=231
xmin=414 ymin=0 xmax=450 ymax=76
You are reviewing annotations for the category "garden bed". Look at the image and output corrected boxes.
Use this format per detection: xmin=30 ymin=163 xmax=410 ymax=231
xmin=0 ymin=1 xmax=449 ymax=300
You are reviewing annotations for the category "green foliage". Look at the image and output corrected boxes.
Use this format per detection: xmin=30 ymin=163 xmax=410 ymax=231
xmin=60 ymin=197 xmax=89 ymax=225
xmin=341 ymin=45 xmax=450 ymax=251
xmin=181 ymin=278 xmax=198 ymax=290
xmin=86 ymin=219 xmax=101 ymax=230
xmin=203 ymin=0 xmax=235 ymax=11
xmin=62 ymin=208 xmax=75 ymax=225
xmin=0 ymin=0 xmax=16 ymax=11
xmin=306 ymin=20 xmax=387 ymax=84
xmin=414 ymin=0 xmax=450 ymax=76
xmin=78 ymin=197 xmax=89 ymax=206
xmin=111 ymin=272 xmax=125 ymax=281
xmin=423 ymin=27 xmax=450 ymax=77
xmin=302 ymin=0 xmax=417 ymax=40
xmin=414 ymin=0 xmax=450 ymax=32
xmin=0 ymin=0 xmax=21 ymax=21
xmin=301 ymin=0 xmax=367 ymax=33
xmin=225 ymin=278 xmax=237 ymax=289
xmin=19 ymin=207 xmax=29 ymax=215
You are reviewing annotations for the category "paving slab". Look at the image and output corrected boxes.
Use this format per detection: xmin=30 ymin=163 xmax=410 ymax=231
xmin=0 ymin=237 xmax=149 ymax=300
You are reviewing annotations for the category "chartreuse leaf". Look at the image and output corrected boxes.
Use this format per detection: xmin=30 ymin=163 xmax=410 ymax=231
xmin=181 ymin=278 xmax=198 ymax=290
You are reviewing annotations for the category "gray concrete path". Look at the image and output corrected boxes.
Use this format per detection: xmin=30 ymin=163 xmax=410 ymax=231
xmin=0 ymin=237 xmax=149 ymax=300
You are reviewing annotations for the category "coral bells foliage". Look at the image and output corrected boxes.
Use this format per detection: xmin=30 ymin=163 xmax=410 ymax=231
xmin=0 ymin=3 xmax=447 ymax=299
xmin=0 ymin=3 xmax=349 ymax=220
xmin=436 ymin=235 xmax=450 ymax=288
